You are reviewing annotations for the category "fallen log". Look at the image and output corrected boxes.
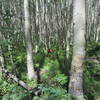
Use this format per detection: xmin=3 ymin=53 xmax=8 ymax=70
xmin=0 ymin=67 xmax=41 ymax=96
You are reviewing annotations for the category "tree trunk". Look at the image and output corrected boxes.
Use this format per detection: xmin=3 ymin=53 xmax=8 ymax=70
xmin=0 ymin=35 xmax=4 ymax=78
xmin=24 ymin=0 xmax=36 ymax=80
xmin=68 ymin=0 xmax=86 ymax=100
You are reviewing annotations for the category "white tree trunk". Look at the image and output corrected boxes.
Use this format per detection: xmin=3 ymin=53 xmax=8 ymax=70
xmin=0 ymin=33 xmax=4 ymax=77
xmin=24 ymin=0 xmax=36 ymax=80
xmin=69 ymin=0 xmax=86 ymax=100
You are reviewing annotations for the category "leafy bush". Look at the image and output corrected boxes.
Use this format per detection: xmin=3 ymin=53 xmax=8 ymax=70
xmin=83 ymin=41 xmax=100 ymax=100
xmin=51 ymin=73 xmax=68 ymax=86
xmin=33 ymin=84 xmax=68 ymax=100
xmin=0 ymin=78 xmax=31 ymax=100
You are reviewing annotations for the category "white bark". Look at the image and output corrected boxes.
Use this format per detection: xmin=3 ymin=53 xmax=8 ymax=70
xmin=0 ymin=47 xmax=4 ymax=76
xmin=24 ymin=0 xmax=36 ymax=80
xmin=0 ymin=33 xmax=4 ymax=77
xmin=69 ymin=0 xmax=86 ymax=100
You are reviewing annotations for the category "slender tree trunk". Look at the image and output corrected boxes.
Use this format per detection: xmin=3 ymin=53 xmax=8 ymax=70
xmin=24 ymin=0 xmax=36 ymax=80
xmin=68 ymin=0 xmax=86 ymax=100
xmin=0 ymin=33 xmax=4 ymax=77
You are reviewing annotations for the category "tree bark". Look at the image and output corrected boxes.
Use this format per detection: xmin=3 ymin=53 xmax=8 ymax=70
xmin=68 ymin=0 xmax=86 ymax=100
xmin=0 ymin=32 xmax=4 ymax=77
xmin=24 ymin=0 xmax=36 ymax=80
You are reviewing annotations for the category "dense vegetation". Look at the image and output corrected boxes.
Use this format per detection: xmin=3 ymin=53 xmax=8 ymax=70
xmin=0 ymin=41 xmax=100 ymax=100
xmin=0 ymin=0 xmax=100 ymax=100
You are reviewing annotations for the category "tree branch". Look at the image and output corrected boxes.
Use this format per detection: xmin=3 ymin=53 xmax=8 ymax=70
xmin=0 ymin=67 xmax=41 ymax=95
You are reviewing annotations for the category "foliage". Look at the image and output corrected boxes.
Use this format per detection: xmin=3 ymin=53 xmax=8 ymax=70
xmin=33 ymin=84 xmax=68 ymax=100
xmin=0 ymin=78 xmax=31 ymax=100
xmin=51 ymin=73 xmax=68 ymax=86
xmin=83 ymin=41 xmax=100 ymax=100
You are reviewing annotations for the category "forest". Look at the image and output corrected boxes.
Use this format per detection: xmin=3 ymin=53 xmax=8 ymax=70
xmin=0 ymin=0 xmax=100 ymax=100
